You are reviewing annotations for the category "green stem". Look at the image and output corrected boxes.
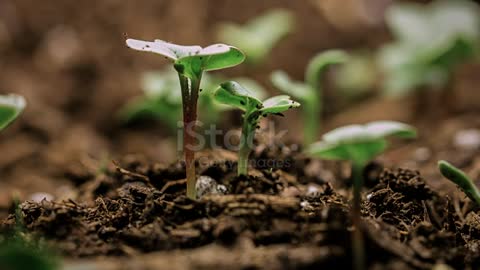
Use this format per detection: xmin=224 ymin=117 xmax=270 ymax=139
xmin=303 ymin=94 xmax=320 ymax=145
xmin=238 ymin=111 xmax=256 ymax=176
xmin=351 ymin=161 xmax=366 ymax=270
xmin=179 ymin=73 xmax=202 ymax=199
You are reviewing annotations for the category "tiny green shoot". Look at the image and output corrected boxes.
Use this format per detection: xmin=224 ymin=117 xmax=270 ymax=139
xmin=271 ymin=50 xmax=348 ymax=145
xmin=438 ymin=160 xmax=480 ymax=206
xmin=307 ymin=121 xmax=417 ymax=270
xmin=126 ymin=38 xmax=245 ymax=199
xmin=0 ymin=94 xmax=25 ymax=132
xmin=378 ymin=0 xmax=480 ymax=97
xmin=217 ymin=9 xmax=294 ymax=64
xmin=214 ymin=81 xmax=300 ymax=176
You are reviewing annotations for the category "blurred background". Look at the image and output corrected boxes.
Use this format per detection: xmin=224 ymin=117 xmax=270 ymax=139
xmin=0 ymin=0 xmax=479 ymax=213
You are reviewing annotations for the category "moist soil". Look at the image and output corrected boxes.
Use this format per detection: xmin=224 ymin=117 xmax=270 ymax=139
xmin=1 ymin=131 xmax=480 ymax=270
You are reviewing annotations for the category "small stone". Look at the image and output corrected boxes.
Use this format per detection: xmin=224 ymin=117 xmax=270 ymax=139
xmin=216 ymin=184 xmax=227 ymax=194
xmin=453 ymin=129 xmax=480 ymax=150
xmin=306 ymin=185 xmax=321 ymax=198
xmin=29 ymin=192 xmax=54 ymax=202
xmin=196 ymin=176 xmax=227 ymax=198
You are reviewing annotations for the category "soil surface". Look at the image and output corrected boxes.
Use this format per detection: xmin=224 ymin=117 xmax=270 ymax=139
xmin=2 ymin=127 xmax=480 ymax=270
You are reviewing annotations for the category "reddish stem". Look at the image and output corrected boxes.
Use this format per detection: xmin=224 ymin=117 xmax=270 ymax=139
xmin=179 ymin=73 xmax=201 ymax=199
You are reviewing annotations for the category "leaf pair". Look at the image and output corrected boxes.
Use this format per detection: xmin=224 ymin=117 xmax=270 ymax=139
xmin=126 ymin=39 xmax=245 ymax=79
xmin=307 ymin=121 xmax=417 ymax=164
xmin=214 ymin=81 xmax=300 ymax=116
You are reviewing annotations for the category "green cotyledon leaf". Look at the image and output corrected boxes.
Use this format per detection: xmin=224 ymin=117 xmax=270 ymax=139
xmin=126 ymin=39 xmax=245 ymax=78
xmin=0 ymin=94 xmax=26 ymax=131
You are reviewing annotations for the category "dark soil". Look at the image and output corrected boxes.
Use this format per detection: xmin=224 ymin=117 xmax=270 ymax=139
xmin=1 ymin=142 xmax=479 ymax=269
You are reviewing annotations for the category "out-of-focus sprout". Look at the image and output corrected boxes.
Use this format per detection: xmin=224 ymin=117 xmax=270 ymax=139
xmin=217 ymin=9 xmax=294 ymax=65
xmin=271 ymin=50 xmax=348 ymax=145
xmin=0 ymin=200 xmax=58 ymax=270
xmin=307 ymin=121 xmax=417 ymax=270
xmin=438 ymin=160 xmax=480 ymax=206
xmin=120 ymin=68 xmax=266 ymax=131
xmin=0 ymin=94 xmax=25 ymax=131
xmin=214 ymin=81 xmax=300 ymax=176
xmin=334 ymin=52 xmax=377 ymax=99
xmin=126 ymin=38 xmax=245 ymax=199
xmin=378 ymin=0 xmax=480 ymax=97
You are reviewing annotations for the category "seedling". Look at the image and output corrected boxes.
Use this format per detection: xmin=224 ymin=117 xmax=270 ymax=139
xmin=217 ymin=9 xmax=294 ymax=64
xmin=214 ymin=81 xmax=300 ymax=176
xmin=271 ymin=50 xmax=348 ymax=145
xmin=438 ymin=160 xmax=480 ymax=206
xmin=120 ymin=68 xmax=266 ymax=131
xmin=378 ymin=0 xmax=480 ymax=97
xmin=126 ymin=38 xmax=245 ymax=199
xmin=307 ymin=121 xmax=417 ymax=270
xmin=0 ymin=94 xmax=25 ymax=131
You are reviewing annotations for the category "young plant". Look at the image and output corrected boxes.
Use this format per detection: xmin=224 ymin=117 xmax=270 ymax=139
xmin=438 ymin=160 xmax=480 ymax=206
xmin=126 ymin=38 xmax=245 ymax=199
xmin=271 ymin=50 xmax=348 ymax=145
xmin=378 ymin=0 xmax=480 ymax=97
xmin=217 ymin=9 xmax=294 ymax=65
xmin=307 ymin=121 xmax=417 ymax=270
xmin=120 ymin=68 xmax=266 ymax=132
xmin=214 ymin=81 xmax=300 ymax=176
xmin=0 ymin=94 xmax=25 ymax=131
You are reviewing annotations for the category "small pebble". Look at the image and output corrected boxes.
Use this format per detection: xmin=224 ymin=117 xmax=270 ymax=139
xmin=29 ymin=192 xmax=54 ymax=202
xmin=453 ymin=129 xmax=480 ymax=150
xmin=196 ymin=176 xmax=227 ymax=198
xmin=306 ymin=185 xmax=321 ymax=198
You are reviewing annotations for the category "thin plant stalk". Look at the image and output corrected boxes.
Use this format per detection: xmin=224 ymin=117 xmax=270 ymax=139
xmin=179 ymin=73 xmax=202 ymax=199
xmin=303 ymin=54 xmax=332 ymax=145
xmin=351 ymin=161 xmax=366 ymax=270
xmin=238 ymin=109 xmax=257 ymax=176
xmin=303 ymin=99 xmax=319 ymax=145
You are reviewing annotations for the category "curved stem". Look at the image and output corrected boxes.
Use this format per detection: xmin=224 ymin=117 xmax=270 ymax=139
xmin=351 ymin=161 xmax=366 ymax=270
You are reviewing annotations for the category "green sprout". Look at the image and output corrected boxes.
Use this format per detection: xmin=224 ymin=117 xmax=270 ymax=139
xmin=307 ymin=121 xmax=417 ymax=270
xmin=120 ymin=68 xmax=266 ymax=132
xmin=271 ymin=50 xmax=348 ymax=145
xmin=126 ymin=38 xmax=245 ymax=199
xmin=214 ymin=81 xmax=300 ymax=176
xmin=0 ymin=94 xmax=25 ymax=131
xmin=438 ymin=160 xmax=480 ymax=206
xmin=217 ymin=9 xmax=294 ymax=64
xmin=378 ymin=0 xmax=480 ymax=97
xmin=334 ymin=52 xmax=377 ymax=99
